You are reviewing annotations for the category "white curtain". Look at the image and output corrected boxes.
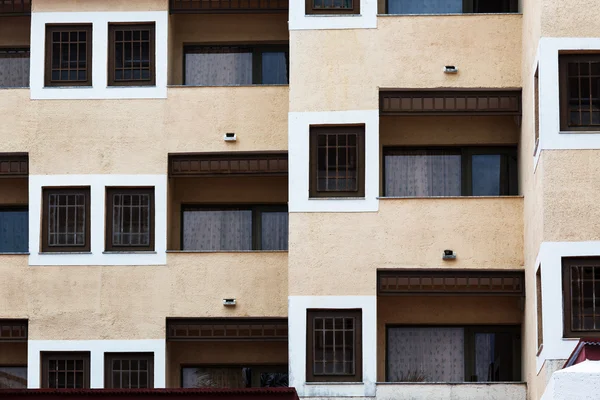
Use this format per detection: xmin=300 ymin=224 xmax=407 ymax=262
xmin=182 ymin=210 xmax=252 ymax=251
xmin=387 ymin=0 xmax=463 ymax=14
xmin=475 ymin=333 xmax=495 ymax=382
xmin=387 ymin=327 xmax=465 ymax=382
xmin=261 ymin=212 xmax=288 ymax=250
xmin=185 ymin=52 xmax=252 ymax=86
xmin=384 ymin=152 xmax=461 ymax=197
xmin=261 ymin=52 xmax=288 ymax=84
xmin=471 ymin=155 xmax=501 ymax=196
xmin=0 ymin=55 xmax=29 ymax=88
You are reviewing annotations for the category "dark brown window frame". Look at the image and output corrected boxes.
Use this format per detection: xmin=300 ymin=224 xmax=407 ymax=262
xmin=180 ymin=364 xmax=288 ymax=388
xmin=44 ymin=24 xmax=93 ymax=87
xmin=0 ymin=0 xmax=31 ymax=16
xmin=309 ymin=125 xmax=365 ymax=198
xmin=536 ymin=265 xmax=543 ymax=354
xmin=0 ymin=319 xmax=28 ymax=341
xmin=41 ymin=187 xmax=91 ymax=253
xmin=105 ymin=187 xmax=155 ymax=252
xmin=41 ymin=351 xmax=90 ymax=389
xmin=385 ymin=324 xmax=521 ymax=382
xmin=562 ymin=257 xmax=600 ymax=338
xmin=108 ymin=23 xmax=156 ymax=87
xmin=382 ymin=146 xmax=519 ymax=197
xmin=306 ymin=309 xmax=362 ymax=383
xmin=104 ymin=352 xmax=154 ymax=389
xmin=559 ymin=54 xmax=600 ymax=132
xmin=306 ymin=0 xmax=360 ymax=14
xmin=180 ymin=204 xmax=288 ymax=251
xmin=183 ymin=43 xmax=289 ymax=86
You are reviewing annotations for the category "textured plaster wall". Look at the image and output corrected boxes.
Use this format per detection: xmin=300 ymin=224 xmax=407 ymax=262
xmin=377 ymin=296 xmax=523 ymax=381
xmin=169 ymin=13 xmax=289 ymax=85
xmin=540 ymin=0 xmax=600 ymax=37
xmin=0 ymin=253 xmax=287 ymax=339
xmin=168 ymin=176 xmax=287 ymax=250
xmin=288 ymin=197 xmax=524 ymax=296
xmin=0 ymin=342 xmax=27 ymax=365
xmin=0 ymin=17 xmax=30 ymax=47
xmin=290 ymin=15 xmax=522 ymax=112
xmin=0 ymin=88 xmax=287 ymax=174
xmin=166 ymin=341 xmax=288 ymax=388
xmin=32 ymin=0 xmax=168 ymax=12
xmin=535 ymin=360 xmax=567 ymax=400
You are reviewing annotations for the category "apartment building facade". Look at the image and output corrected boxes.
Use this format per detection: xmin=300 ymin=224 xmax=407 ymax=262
xmin=0 ymin=0 xmax=598 ymax=399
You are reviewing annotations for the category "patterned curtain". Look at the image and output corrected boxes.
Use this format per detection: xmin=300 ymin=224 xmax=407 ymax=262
xmin=0 ymin=55 xmax=29 ymax=88
xmin=387 ymin=0 xmax=463 ymax=14
xmin=185 ymin=52 xmax=252 ymax=86
xmin=475 ymin=333 xmax=495 ymax=382
xmin=261 ymin=52 xmax=288 ymax=84
xmin=182 ymin=210 xmax=252 ymax=251
xmin=387 ymin=327 xmax=465 ymax=382
xmin=261 ymin=211 xmax=288 ymax=250
xmin=384 ymin=151 xmax=461 ymax=197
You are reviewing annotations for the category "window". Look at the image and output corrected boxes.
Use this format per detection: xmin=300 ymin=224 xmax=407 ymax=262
xmin=0 ymin=366 xmax=27 ymax=388
xmin=534 ymin=66 xmax=540 ymax=154
xmin=559 ymin=55 xmax=600 ymax=131
xmin=0 ymin=207 xmax=28 ymax=253
xmin=41 ymin=352 xmax=90 ymax=389
xmin=184 ymin=45 xmax=288 ymax=86
xmin=310 ymin=126 xmax=365 ymax=198
xmin=104 ymin=353 xmax=154 ymax=389
xmin=536 ymin=266 xmax=544 ymax=353
xmin=386 ymin=326 xmax=521 ymax=382
xmin=42 ymin=188 xmax=90 ymax=253
xmin=306 ymin=309 xmax=362 ymax=382
xmin=105 ymin=188 xmax=154 ymax=252
xmin=562 ymin=257 xmax=600 ymax=337
xmin=182 ymin=366 xmax=288 ymax=388
xmin=385 ymin=0 xmax=517 ymax=14
xmin=108 ymin=23 xmax=155 ymax=87
xmin=383 ymin=147 xmax=518 ymax=197
xmin=306 ymin=0 xmax=360 ymax=14
xmin=0 ymin=48 xmax=29 ymax=88
xmin=45 ymin=24 xmax=92 ymax=87
xmin=182 ymin=206 xmax=288 ymax=251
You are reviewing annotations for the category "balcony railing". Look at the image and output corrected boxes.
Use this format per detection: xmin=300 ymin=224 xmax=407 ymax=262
xmin=0 ymin=49 xmax=29 ymax=88
xmin=170 ymin=0 xmax=288 ymax=13
xmin=0 ymin=0 xmax=31 ymax=15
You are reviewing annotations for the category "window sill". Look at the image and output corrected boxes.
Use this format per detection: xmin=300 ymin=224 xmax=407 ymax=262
xmin=168 ymin=84 xmax=289 ymax=88
xmin=108 ymin=85 xmax=157 ymax=88
xmin=305 ymin=14 xmax=362 ymax=17
xmin=103 ymin=251 xmax=157 ymax=254
xmin=43 ymin=86 xmax=92 ymax=89
xmin=38 ymin=252 xmax=92 ymax=255
xmin=166 ymin=250 xmax=288 ymax=254
xmin=305 ymin=381 xmax=364 ymax=385
xmin=377 ymin=13 xmax=521 ymax=16
xmin=560 ymin=130 xmax=600 ymax=134
xmin=378 ymin=195 xmax=524 ymax=199
xmin=0 ymin=252 xmax=29 ymax=255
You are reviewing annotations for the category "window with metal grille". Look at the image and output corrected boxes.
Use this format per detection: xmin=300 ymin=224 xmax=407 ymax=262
xmin=306 ymin=309 xmax=362 ymax=382
xmin=108 ymin=23 xmax=155 ymax=86
xmin=41 ymin=352 xmax=90 ymax=389
xmin=306 ymin=0 xmax=359 ymax=14
xmin=0 ymin=48 xmax=29 ymax=88
xmin=104 ymin=353 xmax=154 ymax=389
xmin=42 ymin=188 xmax=90 ymax=253
xmin=562 ymin=258 xmax=600 ymax=337
xmin=106 ymin=188 xmax=154 ymax=252
xmin=309 ymin=126 xmax=365 ymax=198
xmin=44 ymin=25 xmax=92 ymax=87
xmin=559 ymin=55 xmax=600 ymax=131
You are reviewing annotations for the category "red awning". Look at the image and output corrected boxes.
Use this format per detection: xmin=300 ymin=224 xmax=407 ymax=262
xmin=0 ymin=389 xmax=299 ymax=400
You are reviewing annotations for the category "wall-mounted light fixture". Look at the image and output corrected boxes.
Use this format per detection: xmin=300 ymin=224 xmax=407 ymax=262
xmin=444 ymin=66 xmax=459 ymax=74
xmin=223 ymin=298 xmax=236 ymax=306
xmin=224 ymin=132 xmax=237 ymax=142
xmin=442 ymin=249 xmax=456 ymax=260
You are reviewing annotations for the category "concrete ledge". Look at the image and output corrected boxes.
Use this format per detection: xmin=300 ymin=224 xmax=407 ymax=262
xmin=376 ymin=383 xmax=527 ymax=400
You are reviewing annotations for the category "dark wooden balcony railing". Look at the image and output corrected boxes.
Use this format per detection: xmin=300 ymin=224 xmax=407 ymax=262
xmin=170 ymin=0 xmax=288 ymax=13
xmin=0 ymin=0 xmax=31 ymax=15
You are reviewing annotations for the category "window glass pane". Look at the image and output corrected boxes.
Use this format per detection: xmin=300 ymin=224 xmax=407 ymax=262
xmin=48 ymin=27 xmax=89 ymax=83
xmin=388 ymin=0 xmax=462 ymax=14
xmin=0 ymin=209 xmax=28 ymax=252
xmin=259 ymin=372 xmax=288 ymax=387
xmin=313 ymin=0 xmax=353 ymax=8
xmin=261 ymin=211 xmax=288 ymax=250
xmin=111 ymin=192 xmax=151 ymax=247
xmin=384 ymin=151 xmax=461 ymax=197
xmin=387 ymin=327 xmax=465 ymax=382
xmin=261 ymin=52 xmax=288 ymax=84
xmin=0 ymin=50 xmax=30 ymax=88
xmin=474 ymin=332 xmax=515 ymax=382
xmin=107 ymin=355 xmax=152 ymax=389
xmin=185 ymin=50 xmax=253 ymax=86
xmin=316 ymin=132 xmax=359 ymax=193
xmin=569 ymin=263 xmax=600 ymax=332
xmin=472 ymin=0 xmax=513 ymax=12
xmin=111 ymin=26 xmax=152 ymax=83
xmin=182 ymin=367 xmax=247 ymax=388
xmin=471 ymin=154 xmax=501 ymax=196
xmin=0 ymin=366 xmax=27 ymax=388
xmin=312 ymin=316 xmax=355 ymax=376
xmin=47 ymin=192 xmax=86 ymax=247
xmin=182 ymin=210 xmax=252 ymax=251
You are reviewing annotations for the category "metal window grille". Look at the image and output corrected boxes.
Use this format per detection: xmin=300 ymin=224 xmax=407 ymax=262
xmin=312 ymin=316 xmax=355 ymax=375
xmin=48 ymin=193 xmax=86 ymax=247
xmin=112 ymin=193 xmax=150 ymax=247
xmin=565 ymin=59 xmax=600 ymax=128
xmin=109 ymin=24 xmax=155 ymax=85
xmin=569 ymin=264 xmax=600 ymax=332
xmin=47 ymin=26 xmax=91 ymax=85
xmin=43 ymin=353 xmax=89 ymax=389
xmin=316 ymin=132 xmax=358 ymax=193
xmin=105 ymin=354 xmax=153 ymax=389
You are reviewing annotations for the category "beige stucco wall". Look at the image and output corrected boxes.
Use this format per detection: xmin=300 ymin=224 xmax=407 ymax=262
xmin=377 ymin=296 xmax=523 ymax=381
xmin=540 ymin=0 xmax=600 ymax=37
xmin=168 ymin=176 xmax=287 ymax=250
xmin=289 ymin=197 xmax=524 ymax=296
xmin=169 ymin=13 xmax=288 ymax=85
xmin=0 ymin=88 xmax=287 ymax=175
xmin=0 ymin=17 xmax=30 ymax=47
xmin=0 ymin=253 xmax=287 ymax=340
xmin=0 ymin=179 xmax=28 ymax=205
xmin=290 ymin=15 xmax=522 ymax=112
xmin=166 ymin=341 xmax=287 ymax=387
xmin=32 ymin=0 xmax=168 ymax=12
xmin=0 ymin=342 xmax=27 ymax=365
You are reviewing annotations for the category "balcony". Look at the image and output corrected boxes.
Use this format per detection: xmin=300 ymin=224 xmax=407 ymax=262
xmin=0 ymin=13 xmax=30 ymax=89
xmin=377 ymin=382 xmax=526 ymax=400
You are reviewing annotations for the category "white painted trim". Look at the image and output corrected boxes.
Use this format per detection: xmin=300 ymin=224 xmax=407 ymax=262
xmin=27 ymin=339 xmax=165 ymax=389
xmin=288 ymin=296 xmax=377 ymax=397
xmin=289 ymin=0 xmax=377 ymax=30
xmin=30 ymin=11 xmax=168 ymax=100
xmin=28 ymin=174 xmax=167 ymax=266
xmin=538 ymin=38 xmax=600 ymax=151
xmin=288 ymin=110 xmax=379 ymax=212
xmin=535 ymin=241 xmax=600 ymax=373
